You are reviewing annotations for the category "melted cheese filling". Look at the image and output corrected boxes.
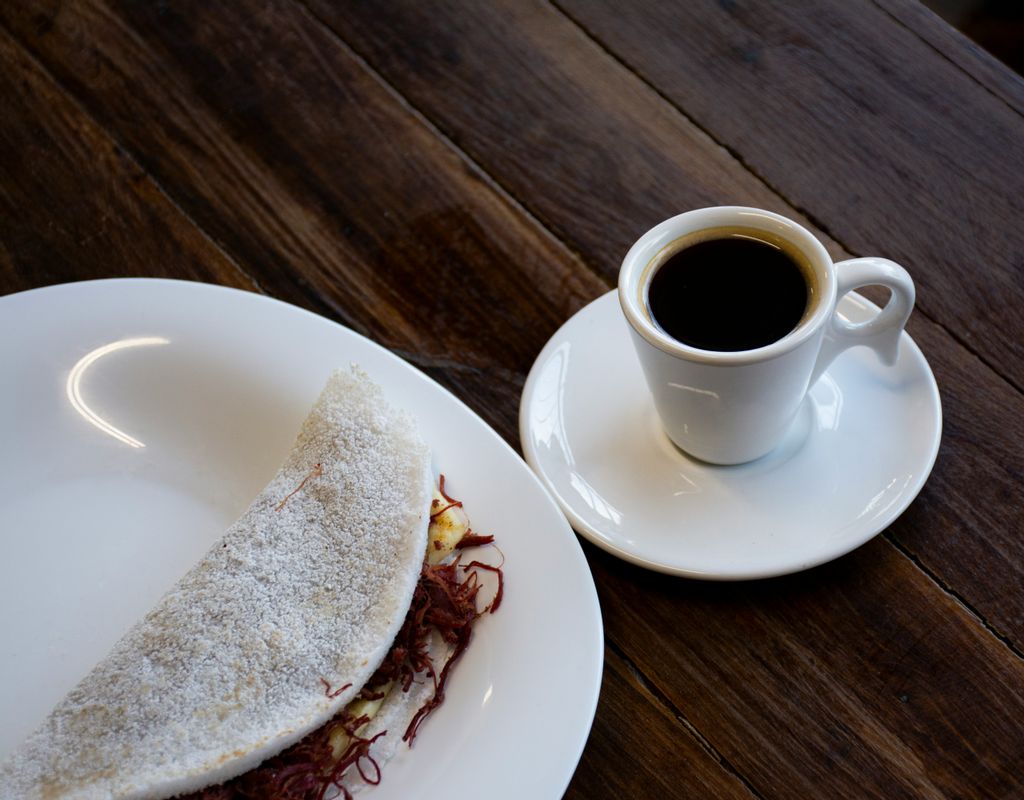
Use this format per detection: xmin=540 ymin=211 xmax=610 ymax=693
xmin=332 ymin=486 xmax=470 ymax=751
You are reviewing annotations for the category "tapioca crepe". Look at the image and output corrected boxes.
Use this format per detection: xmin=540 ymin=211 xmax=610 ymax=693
xmin=0 ymin=368 xmax=435 ymax=800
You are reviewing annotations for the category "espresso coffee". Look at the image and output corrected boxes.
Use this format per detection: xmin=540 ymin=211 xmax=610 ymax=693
xmin=646 ymin=229 xmax=811 ymax=352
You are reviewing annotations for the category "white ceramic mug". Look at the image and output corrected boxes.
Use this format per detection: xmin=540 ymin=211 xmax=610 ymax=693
xmin=619 ymin=207 xmax=915 ymax=465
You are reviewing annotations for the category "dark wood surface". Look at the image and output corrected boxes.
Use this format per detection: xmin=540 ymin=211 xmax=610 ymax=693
xmin=2 ymin=1 xmax=1022 ymax=797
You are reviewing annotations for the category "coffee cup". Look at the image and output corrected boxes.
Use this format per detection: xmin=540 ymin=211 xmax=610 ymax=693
xmin=618 ymin=207 xmax=915 ymax=465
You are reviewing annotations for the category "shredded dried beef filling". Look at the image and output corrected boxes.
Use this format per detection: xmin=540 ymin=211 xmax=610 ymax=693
xmin=186 ymin=530 xmax=501 ymax=800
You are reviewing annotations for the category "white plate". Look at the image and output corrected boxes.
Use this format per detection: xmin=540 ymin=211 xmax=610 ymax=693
xmin=0 ymin=279 xmax=603 ymax=798
xmin=520 ymin=291 xmax=941 ymax=580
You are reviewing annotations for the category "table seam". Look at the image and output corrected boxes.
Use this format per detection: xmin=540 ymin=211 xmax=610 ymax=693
xmin=606 ymin=638 xmax=766 ymax=800
xmin=547 ymin=0 xmax=1024 ymax=398
xmin=868 ymin=0 xmax=1024 ymax=121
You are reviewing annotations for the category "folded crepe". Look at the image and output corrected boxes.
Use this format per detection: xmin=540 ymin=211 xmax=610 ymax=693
xmin=1 ymin=368 xmax=434 ymax=800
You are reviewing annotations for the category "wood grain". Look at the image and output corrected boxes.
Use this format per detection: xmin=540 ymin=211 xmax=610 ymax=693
xmin=302 ymin=0 xmax=847 ymax=276
xmin=555 ymin=0 xmax=1024 ymax=390
xmin=589 ymin=538 xmax=1024 ymax=799
xmin=872 ymin=0 xmax=1024 ymax=116
xmin=565 ymin=648 xmax=756 ymax=800
xmin=0 ymin=26 xmax=252 ymax=294
xmin=290 ymin=0 xmax=1024 ymax=648
xmin=883 ymin=316 xmax=1024 ymax=640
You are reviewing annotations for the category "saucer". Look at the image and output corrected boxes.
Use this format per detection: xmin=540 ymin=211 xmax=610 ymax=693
xmin=519 ymin=291 xmax=941 ymax=580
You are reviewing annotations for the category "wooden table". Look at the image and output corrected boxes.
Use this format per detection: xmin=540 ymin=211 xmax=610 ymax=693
xmin=2 ymin=2 xmax=1022 ymax=797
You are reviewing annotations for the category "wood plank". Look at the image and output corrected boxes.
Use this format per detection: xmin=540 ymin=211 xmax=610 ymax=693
xmin=284 ymin=0 xmax=1024 ymax=648
xmin=0 ymin=26 xmax=252 ymax=294
xmin=303 ymin=0 xmax=847 ymax=274
xmin=555 ymin=0 xmax=1024 ymax=390
xmin=6 ymin=3 xmax=1024 ymax=793
xmin=885 ymin=316 xmax=1024 ymax=632
xmin=872 ymin=0 xmax=1024 ymax=116
xmin=588 ymin=537 xmax=1024 ymax=799
xmin=566 ymin=648 xmax=756 ymax=800
xmin=0 ymin=0 xmax=605 ymax=447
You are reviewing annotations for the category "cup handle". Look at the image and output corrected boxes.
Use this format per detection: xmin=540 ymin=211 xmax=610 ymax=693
xmin=809 ymin=257 xmax=915 ymax=384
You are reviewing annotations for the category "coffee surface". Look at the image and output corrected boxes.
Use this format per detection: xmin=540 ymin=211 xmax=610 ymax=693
xmin=647 ymin=234 xmax=809 ymax=352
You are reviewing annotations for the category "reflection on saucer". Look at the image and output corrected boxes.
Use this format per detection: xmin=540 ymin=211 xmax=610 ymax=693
xmin=520 ymin=291 xmax=941 ymax=580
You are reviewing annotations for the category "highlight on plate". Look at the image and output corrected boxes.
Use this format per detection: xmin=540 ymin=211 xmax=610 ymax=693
xmin=0 ymin=368 xmax=503 ymax=800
